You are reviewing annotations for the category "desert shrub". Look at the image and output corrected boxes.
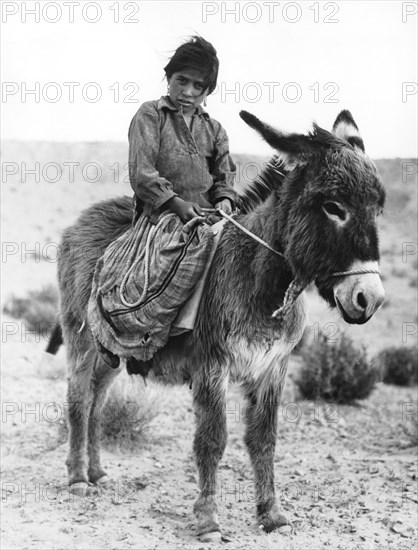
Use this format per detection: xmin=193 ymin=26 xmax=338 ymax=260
xmin=3 ymin=284 xmax=59 ymax=334
xmin=58 ymin=371 xmax=161 ymax=449
xmin=100 ymin=372 xmax=160 ymax=449
xmin=376 ymin=346 xmax=418 ymax=386
xmin=296 ymin=331 xmax=378 ymax=404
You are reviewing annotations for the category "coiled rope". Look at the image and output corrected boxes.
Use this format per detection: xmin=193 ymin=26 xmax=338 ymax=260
xmin=119 ymin=214 xmax=170 ymax=308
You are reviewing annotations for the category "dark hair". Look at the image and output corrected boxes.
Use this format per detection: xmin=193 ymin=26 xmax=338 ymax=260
xmin=164 ymin=36 xmax=219 ymax=95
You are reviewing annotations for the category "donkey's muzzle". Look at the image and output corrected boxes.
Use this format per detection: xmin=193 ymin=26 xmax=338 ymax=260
xmin=335 ymin=296 xmax=381 ymax=325
xmin=333 ymin=261 xmax=385 ymax=324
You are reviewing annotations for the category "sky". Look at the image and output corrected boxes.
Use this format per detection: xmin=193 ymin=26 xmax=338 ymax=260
xmin=1 ymin=0 xmax=417 ymax=157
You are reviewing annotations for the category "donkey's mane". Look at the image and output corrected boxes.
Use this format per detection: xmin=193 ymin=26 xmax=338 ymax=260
xmin=239 ymin=155 xmax=287 ymax=213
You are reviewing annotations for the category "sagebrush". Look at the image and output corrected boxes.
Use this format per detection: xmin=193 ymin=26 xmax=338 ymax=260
xmin=3 ymin=284 xmax=59 ymax=334
xmin=58 ymin=371 xmax=160 ymax=450
xmin=297 ymin=331 xmax=378 ymax=404
xmin=377 ymin=346 xmax=418 ymax=386
xmin=100 ymin=372 xmax=160 ymax=449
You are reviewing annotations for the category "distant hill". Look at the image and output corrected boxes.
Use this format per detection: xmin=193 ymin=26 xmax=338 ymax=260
xmin=2 ymin=140 xmax=416 ymax=197
xmin=1 ymin=140 xmax=268 ymax=193
xmin=2 ymin=141 xmax=416 ymax=227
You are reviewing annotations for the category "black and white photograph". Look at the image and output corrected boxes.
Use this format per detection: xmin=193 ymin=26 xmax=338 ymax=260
xmin=1 ymin=1 xmax=417 ymax=548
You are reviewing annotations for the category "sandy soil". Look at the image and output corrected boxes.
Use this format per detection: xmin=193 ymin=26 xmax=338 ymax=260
xmin=1 ymin=145 xmax=417 ymax=549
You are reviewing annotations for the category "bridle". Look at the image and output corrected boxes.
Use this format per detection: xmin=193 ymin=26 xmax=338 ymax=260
xmin=212 ymin=209 xmax=381 ymax=320
xmin=216 ymin=209 xmax=381 ymax=277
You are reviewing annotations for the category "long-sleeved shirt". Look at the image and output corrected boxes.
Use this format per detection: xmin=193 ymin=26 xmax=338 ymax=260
xmin=128 ymin=96 xmax=238 ymax=222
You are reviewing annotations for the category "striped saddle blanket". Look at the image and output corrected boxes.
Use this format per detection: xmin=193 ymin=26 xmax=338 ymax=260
xmin=87 ymin=212 xmax=217 ymax=361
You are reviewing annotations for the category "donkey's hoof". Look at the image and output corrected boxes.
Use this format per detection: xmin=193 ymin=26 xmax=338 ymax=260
xmin=258 ymin=512 xmax=289 ymax=533
xmin=69 ymin=482 xmax=95 ymax=498
xmin=198 ymin=531 xmax=222 ymax=543
xmin=94 ymin=475 xmax=111 ymax=488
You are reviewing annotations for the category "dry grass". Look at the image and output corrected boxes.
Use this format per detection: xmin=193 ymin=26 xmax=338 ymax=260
xmin=296 ymin=331 xmax=379 ymax=404
xmin=376 ymin=346 xmax=418 ymax=386
xmin=100 ymin=371 xmax=161 ymax=450
xmin=57 ymin=370 xmax=161 ymax=450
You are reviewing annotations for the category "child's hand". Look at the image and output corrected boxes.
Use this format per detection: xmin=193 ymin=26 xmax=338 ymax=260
xmin=182 ymin=216 xmax=207 ymax=234
xmin=166 ymin=196 xmax=204 ymax=223
xmin=215 ymin=199 xmax=233 ymax=215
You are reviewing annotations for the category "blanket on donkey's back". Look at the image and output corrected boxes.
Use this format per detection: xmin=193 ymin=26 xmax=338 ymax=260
xmin=171 ymin=217 xmax=226 ymax=334
xmin=87 ymin=212 xmax=215 ymax=361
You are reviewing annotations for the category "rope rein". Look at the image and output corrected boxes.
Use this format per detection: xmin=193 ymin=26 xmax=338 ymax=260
xmin=330 ymin=269 xmax=381 ymax=278
xmin=216 ymin=210 xmax=285 ymax=258
xmin=215 ymin=209 xmax=381 ymax=279
xmin=214 ymin=208 xmax=381 ymax=321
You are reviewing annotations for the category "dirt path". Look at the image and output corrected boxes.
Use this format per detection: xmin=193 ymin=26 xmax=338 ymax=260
xmin=1 ymin=333 xmax=417 ymax=550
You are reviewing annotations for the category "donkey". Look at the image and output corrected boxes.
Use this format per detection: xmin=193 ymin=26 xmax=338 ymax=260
xmin=55 ymin=109 xmax=385 ymax=541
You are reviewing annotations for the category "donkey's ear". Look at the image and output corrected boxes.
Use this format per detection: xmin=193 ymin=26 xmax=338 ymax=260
xmin=239 ymin=110 xmax=310 ymax=171
xmin=332 ymin=110 xmax=365 ymax=152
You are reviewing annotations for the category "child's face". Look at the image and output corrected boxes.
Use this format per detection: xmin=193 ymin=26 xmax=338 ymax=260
xmin=168 ymin=69 xmax=208 ymax=115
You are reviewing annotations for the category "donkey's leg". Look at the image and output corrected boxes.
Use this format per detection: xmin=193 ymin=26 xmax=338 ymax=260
xmin=192 ymin=373 xmax=228 ymax=541
xmin=243 ymin=377 xmax=288 ymax=532
xmin=66 ymin=346 xmax=96 ymax=490
xmin=87 ymin=358 xmax=121 ymax=485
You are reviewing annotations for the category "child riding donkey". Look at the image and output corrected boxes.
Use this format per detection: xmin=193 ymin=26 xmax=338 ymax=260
xmin=91 ymin=36 xmax=239 ymax=373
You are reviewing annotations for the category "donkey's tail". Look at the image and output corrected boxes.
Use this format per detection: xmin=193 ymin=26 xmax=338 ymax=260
xmin=46 ymin=322 xmax=63 ymax=355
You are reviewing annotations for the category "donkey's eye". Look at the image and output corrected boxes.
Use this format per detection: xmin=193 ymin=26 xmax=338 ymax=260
xmin=323 ymin=202 xmax=347 ymax=220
